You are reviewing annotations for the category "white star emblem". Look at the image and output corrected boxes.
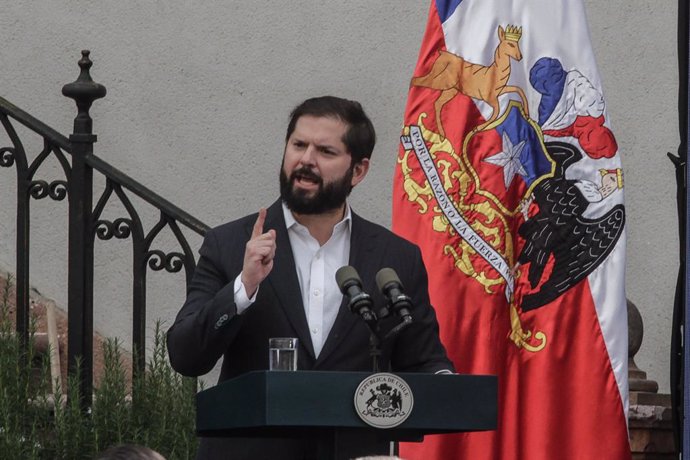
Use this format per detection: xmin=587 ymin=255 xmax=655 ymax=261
xmin=483 ymin=132 xmax=528 ymax=188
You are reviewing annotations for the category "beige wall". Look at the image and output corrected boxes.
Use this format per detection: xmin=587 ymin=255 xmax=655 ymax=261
xmin=0 ymin=1 xmax=679 ymax=391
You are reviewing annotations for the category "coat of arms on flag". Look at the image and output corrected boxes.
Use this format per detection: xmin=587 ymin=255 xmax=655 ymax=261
xmin=394 ymin=1 xmax=630 ymax=459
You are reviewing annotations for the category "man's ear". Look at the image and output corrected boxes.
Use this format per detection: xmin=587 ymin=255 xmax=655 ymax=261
xmin=351 ymin=158 xmax=370 ymax=187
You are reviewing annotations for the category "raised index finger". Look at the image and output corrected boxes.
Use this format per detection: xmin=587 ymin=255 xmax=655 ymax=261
xmin=251 ymin=208 xmax=267 ymax=238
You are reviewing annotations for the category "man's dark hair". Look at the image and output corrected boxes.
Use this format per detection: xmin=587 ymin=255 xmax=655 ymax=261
xmin=95 ymin=444 xmax=164 ymax=460
xmin=285 ymin=96 xmax=376 ymax=163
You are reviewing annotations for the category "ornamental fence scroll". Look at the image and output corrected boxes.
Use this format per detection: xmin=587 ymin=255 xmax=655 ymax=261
xmin=0 ymin=50 xmax=209 ymax=404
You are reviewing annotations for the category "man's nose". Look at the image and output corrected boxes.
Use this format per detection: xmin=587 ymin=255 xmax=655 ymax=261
xmin=298 ymin=145 xmax=317 ymax=165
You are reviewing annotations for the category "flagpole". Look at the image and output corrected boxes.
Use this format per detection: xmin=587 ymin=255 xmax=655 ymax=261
xmin=672 ymin=0 xmax=690 ymax=455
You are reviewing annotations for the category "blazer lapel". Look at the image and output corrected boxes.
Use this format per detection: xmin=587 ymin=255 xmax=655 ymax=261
xmin=257 ymin=200 xmax=316 ymax=359
xmin=316 ymin=212 xmax=382 ymax=365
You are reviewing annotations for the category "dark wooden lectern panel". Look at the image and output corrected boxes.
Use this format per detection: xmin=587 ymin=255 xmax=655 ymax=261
xmin=197 ymin=370 xmax=496 ymax=439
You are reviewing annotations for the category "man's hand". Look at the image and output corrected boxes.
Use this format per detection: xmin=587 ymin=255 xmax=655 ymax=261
xmin=241 ymin=208 xmax=276 ymax=297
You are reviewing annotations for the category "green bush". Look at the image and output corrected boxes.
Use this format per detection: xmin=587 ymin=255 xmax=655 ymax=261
xmin=0 ymin=275 xmax=198 ymax=460
xmin=0 ymin=274 xmax=49 ymax=459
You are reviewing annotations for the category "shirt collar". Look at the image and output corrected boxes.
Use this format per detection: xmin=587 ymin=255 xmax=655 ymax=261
xmin=281 ymin=201 xmax=352 ymax=233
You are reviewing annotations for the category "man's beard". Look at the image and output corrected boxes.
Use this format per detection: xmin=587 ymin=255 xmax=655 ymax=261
xmin=280 ymin=166 xmax=353 ymax=215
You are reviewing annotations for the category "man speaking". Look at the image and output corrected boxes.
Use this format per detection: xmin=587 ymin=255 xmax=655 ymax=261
xmin=167 ymin=96 xmax=453 ymax=459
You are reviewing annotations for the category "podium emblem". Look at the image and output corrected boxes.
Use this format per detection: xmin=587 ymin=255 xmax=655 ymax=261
xmin=354 ymin=373 xmax=414 ymax=428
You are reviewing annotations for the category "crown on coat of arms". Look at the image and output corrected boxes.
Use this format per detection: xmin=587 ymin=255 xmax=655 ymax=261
xmin=504 ymin=25 xmax=523 ymax=41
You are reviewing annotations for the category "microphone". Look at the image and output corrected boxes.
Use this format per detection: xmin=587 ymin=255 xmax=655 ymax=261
xmin=375 ymin=268 xmax=413 ymax=323
xmin=335 ymin=266 xmax=377 ymax=324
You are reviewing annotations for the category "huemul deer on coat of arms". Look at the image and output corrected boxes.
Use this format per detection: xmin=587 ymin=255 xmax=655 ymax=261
xmin=411 ymin=25 xmax=529 ymax=139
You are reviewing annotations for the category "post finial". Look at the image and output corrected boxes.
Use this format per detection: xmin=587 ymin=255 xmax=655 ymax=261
xmin=62 ymin=50 xmax=107 ymax=138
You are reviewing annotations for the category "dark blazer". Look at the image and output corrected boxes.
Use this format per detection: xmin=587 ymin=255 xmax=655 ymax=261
xmin=167 ymin=200 xmax=453 ymax=459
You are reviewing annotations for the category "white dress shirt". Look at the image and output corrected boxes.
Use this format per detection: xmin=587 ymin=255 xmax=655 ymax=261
xmin=282 ymin=202 xmax=350 ymax=357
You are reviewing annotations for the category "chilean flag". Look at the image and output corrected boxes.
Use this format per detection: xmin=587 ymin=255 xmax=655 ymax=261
xmin=393 ymin=1 xmax=630 ymax=459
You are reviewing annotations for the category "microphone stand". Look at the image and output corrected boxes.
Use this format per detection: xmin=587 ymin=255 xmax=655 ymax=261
xmin=368 ymin=307 xmax=413 ymax=372
xmin=354 ymin=309 xmax=382 ymax=372
xmin=368 ymin=328 xmax=382 ymax=373
xmin=383 ymin=316 xmax=412 ymax=341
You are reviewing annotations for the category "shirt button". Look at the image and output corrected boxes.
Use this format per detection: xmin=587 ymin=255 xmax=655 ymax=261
xmin=311 ymin=327 xmax=318 ymax=334
xmin=313 ymin=289 xmax=320 ymax=296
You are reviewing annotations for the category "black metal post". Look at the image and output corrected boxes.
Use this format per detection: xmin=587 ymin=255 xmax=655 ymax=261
xmin=62 ymin=50 xmax=106 ymax=406
xmin=670 ymin=1 xmax=690 ymax=455
xmin=671 ymin=0 xmax=690 ymax=450
xmin=15 ymin=146 xmax=30 ymax=348
xmin=132 ymin=224 xmax=146 ymax=377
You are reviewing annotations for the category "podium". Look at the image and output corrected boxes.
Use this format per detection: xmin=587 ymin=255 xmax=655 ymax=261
xmin=197 ymin=371 xmax=496 ymax=459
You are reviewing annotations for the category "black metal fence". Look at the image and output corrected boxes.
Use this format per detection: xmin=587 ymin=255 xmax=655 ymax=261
xmin=0 ymin=50 xmax=209 ymax=404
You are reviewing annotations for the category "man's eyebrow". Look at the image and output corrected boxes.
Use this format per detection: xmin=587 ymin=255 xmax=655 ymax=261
xmin=318 ymin=142 xmax=346 ymax=153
